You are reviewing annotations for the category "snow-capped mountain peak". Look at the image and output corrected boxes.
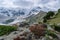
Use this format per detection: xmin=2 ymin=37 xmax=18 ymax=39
xmin=0 ymin=6 xmax=41 ymax=24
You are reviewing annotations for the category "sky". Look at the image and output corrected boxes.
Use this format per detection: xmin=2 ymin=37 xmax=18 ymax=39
xmin=0 ymin=0 xmax=60 ymax=11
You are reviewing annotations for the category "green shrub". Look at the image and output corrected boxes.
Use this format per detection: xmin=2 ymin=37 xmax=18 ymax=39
xmin=0 ymin=25 xmax=17 ymax=36
xmin=58 ymin=9 xmax=60 ymax=13
xmin=51 ymin=24 xmax=60 ymax=32
xmin=47 ymin=30 xmax=57 ymax=38
xmin=43 ymin=19 xmax=47 ymax=23
xmin=54 ymin=25 xmax=60 ymax=32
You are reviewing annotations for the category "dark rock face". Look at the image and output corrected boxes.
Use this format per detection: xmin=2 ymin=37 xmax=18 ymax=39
xmin=13 ymin=31 xmax=32 ymax=40
xmin=14 ymin=36 xmax=26 ymax=40
xmin=19 ymin=22 xmax=29 ymax=27
xmin=0 ymin=39 xmax=4 ymax=40
xmin=29 ymin=24 xmax=47 ymax=37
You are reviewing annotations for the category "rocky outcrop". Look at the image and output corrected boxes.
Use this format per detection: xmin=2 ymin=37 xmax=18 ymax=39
xmin=13 ymin=31 xmax=32 ymax=40
xmin=29 ymin=24 xmax=47 ymax=37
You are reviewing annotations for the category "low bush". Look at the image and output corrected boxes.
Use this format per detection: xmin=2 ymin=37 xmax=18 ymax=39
xmin=0 ymin=25 xmax=17 ymax=36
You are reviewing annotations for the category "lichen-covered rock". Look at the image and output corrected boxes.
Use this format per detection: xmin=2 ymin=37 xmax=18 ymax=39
xmin=29 ymin=24 xmax=47 ymax=37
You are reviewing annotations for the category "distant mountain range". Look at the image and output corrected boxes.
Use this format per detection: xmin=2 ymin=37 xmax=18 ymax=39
xmin=0 ymin=7 xmax=41 ymax=24
xmin=0 ymin=7 xmax=26 ymax=17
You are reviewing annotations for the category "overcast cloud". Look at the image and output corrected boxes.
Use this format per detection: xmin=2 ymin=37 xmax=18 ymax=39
xmin=0 ymin=0 xmax=60 ymax=11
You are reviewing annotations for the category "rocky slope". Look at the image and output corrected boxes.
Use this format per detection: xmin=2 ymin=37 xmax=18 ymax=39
xmin=26 ymin=11 xmax=47 ymax=24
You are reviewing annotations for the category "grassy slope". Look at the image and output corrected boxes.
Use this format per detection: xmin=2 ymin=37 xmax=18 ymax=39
xmin=47 ymin=13 xmax=60 ymax=24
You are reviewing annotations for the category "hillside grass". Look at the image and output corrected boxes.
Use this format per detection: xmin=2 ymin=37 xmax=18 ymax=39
xmin=0 ymin=25 xmax=17 ymax=36
xmin=47 ymin=13 xmax=60 ymax=24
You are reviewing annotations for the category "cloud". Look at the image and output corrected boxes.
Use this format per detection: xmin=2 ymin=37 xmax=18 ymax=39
xmin=0 ymin=0 xmax=60 ymax=11
xmin=38 ymin=0 xmax=60 ymax=11
xmin=44 ymin=0 xmax=60 ymax=10
xmin=13 ymin=0 xmax=34 ymax=8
